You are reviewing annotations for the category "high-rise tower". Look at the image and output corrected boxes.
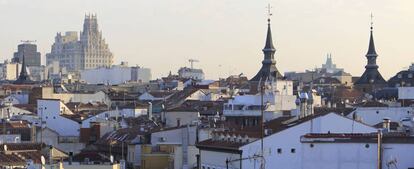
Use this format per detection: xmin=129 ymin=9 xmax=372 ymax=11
xmin=46 ymin=14 xmax=114 ymax=71
xmin=12 ymin=42 xmax=41 ymax=67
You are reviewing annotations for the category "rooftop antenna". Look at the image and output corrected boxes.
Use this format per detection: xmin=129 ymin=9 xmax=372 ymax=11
xmin=188 ymin=59 xmax=199 ymax=69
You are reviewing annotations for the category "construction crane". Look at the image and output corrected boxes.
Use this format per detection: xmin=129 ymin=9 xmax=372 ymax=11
xmin=188 ymin=59 xmax=199 ymax=69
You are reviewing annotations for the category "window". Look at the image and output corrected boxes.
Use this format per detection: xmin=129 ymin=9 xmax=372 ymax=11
xmin=310 ymin=144 xmax=314 ymax=148
xmin=291 ymin=148 xmax=296 ymax=153
xmin=365 ymin=144 xmax=370 ymax=148
xmin=376 ymin=111 xmax=379 ymax=114
xmin=277 ymin=148 xmax=282 ymax=154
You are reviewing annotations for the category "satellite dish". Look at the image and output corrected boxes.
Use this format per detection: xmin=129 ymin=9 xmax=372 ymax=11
xmin=3 ymin=145 xmax=7 ymax=152
xmin=41 ymin=155 xmax=46 ymax=165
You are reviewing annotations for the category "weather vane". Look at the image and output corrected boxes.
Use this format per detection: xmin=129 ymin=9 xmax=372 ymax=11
xmin=266 ymin=4 xmax=273 ymax=23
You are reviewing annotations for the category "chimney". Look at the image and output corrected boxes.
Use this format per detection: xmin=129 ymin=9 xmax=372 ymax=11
xmin=147 ymin=102 xmax=153 ymax=120
xmin=382 ymin=118 xmax=391 ymax=131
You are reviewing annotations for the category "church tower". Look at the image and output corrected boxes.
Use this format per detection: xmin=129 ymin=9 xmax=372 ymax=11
xmin=250 ymin=17 xmax=282 ymax=82
xmin=14 ymin=54 xmax=34 ymax=84
xmin=354 ymin=16 xmax=387 ymax=93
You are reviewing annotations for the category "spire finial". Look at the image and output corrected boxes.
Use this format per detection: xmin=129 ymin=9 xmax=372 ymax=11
xmin=370 ymin=13 xmax=374 ymax=30
xmin=266 ymin=4 xmax=273 ymax=24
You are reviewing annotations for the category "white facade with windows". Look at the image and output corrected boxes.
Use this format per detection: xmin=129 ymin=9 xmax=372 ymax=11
xmin=37 ymin=99 xmax=80 ymax=136
xmin=301 ymin=137 xmax=414 ymax=169
xmin=348 ymin=106 xmax=414 ymax=126
xmin=199 ymin=113 xmax=377 ymax=169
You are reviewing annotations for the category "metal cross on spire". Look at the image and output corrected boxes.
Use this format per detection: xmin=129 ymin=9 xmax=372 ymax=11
xmin=266 ymin=4 xmax=273 ymax=23
xmin=370 ymin=13 xmax=374 ymax=30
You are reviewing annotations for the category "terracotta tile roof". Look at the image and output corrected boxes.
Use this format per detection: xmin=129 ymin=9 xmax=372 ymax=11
xmin=166 ymin=100 xmax=224 ymax=115
xmin=354 ymin=101 xmax=388 ymax=107
xmin=148 ymin=90 xmax=177 ymax=98
xmin=73 ymin=151 xmax=110 ymax=163
xmin=0 ymin=143 xmax=47 ymax=165
xmin=197 ymin=112 xmax=336 ymax=151
xmin=12 ymin=104 xmax=37 ymax=113
xmin=196 ymin=139 xmax=244 ymax=152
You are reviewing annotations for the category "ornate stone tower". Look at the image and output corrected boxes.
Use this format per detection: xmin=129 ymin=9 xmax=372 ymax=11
xmin=46 ymin=14 xmax=114 ymax=71
xmin=354 ymin=19 xmax=387 ymax=93
xmin=80 ymin=14 xmax=114 ymax=70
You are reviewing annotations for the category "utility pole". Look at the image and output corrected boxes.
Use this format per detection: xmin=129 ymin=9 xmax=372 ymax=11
xmin=39 ymin=107 xmax=44 ymax=143
xmin=259 ymin=78 xmax=265 ymax=169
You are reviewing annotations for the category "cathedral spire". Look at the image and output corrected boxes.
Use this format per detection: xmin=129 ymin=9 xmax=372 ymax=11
xmin=353 ymin=13 xmax=386 ymax=91
xmin=366 ymin=13 xmax=377 ymax=56
xmin=14 ymin=53 xmax=33 ymax=84
xmin=20 ymin=53 xmax=28 ymax=76
xmin=365 ymin=13 xmax=378 ymax=69
xmin=263 ymin=20 xmax=276 ymax=51
xmin=250 ymin=5 xmax=282 ymax=82
xmin=263 ymin=4 xmax=275 ymax=52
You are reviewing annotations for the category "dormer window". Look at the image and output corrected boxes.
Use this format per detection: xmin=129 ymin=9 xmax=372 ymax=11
xmin=408 ymin=73 xmax=413 ymax=78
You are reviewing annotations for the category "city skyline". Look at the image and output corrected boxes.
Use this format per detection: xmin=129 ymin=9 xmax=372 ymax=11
xmin=0 ymin=0 xmax=413 ymax=79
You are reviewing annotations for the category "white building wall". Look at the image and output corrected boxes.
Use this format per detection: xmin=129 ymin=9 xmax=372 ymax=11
xmin=398 ymin=87 xmax=414 ymax=99
xmin=38 ymin=100 xmax=79 ymax=136
xmin=135 ymin=67 xmax=151 ymax=83
xmin=200 ymin=150 xmax=241 ymax=169
xmin=81 ymin=66 xmax=131 ymax=84
xmin=238 ymin=113 xmax=376 ymax=169
xmin=80 ymin=108 xmax=146 ymax=128
xmin=165 ymin=111 xmax=200 ymax=128
xmin=1 ymin=62 xmax=20 ymax=80
xmin=81 ymin=66 xmax=151 ymax=84
xmin=173 ymin=145 xmax=199 ymax=169
xmin=71 ymin=91 xmax=109 ymax=104
xmin=302 ymin=142 xmax=414 ymax=169
xmin=151 ymin=126 xmax=197 ymax=146
xmin=276 ymin=80 xmax=294 ymax=95
xmin=349 ymin=107 xmax=414 ymax=126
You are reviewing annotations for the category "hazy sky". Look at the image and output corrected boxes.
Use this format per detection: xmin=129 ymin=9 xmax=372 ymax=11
xmin=0 ymin=0 xmax=413 ymax=80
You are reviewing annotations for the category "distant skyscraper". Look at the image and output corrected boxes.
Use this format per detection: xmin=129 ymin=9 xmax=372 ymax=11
xmin=46 ymin=14 xmax=114 ymax=71
xmin=354 ymin=22 xmax=387 ymax=93
xmin=12 ymin=42 xmax=41 ymax=67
